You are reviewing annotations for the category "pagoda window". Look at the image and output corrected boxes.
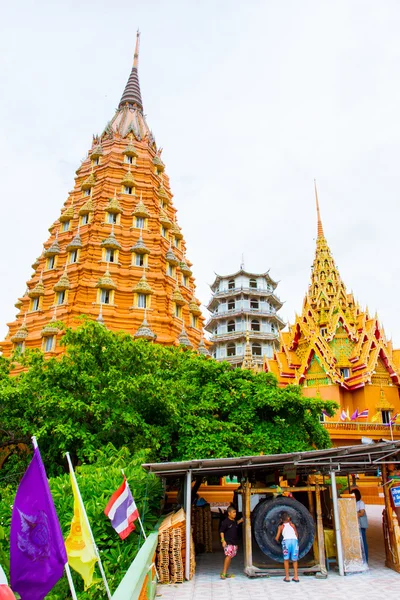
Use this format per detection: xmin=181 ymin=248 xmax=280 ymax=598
xmin=251 ymin=319 xmax=260 ymax=332
xmin=92 ymin=157 xmax=100 ymax=166
xmin=124 ymin=155 xmax=135 ymax=165
xmin=228 ymin=299 xmax=235 ymax=311
xmin=175 ymin=304 xmax=182 ymax=318
xmin=382 ymin=410 xmax=391 ymax=424
xmin=134 ymin=253 xmax=146 ymax=267
xmin=227 ymin=343 xmax=236 ymax=357
xmin=339 ymin=367 xmax=350 ymax=379
xmin=105 ymin=248 xmax=116 ymax=263
xmin=271 ymin=323 xmax=276 ymax=333
xmin=191 ymin=315 xmax=198 ymax=329
xmin=320 ymin=327 xmax=327 ymax=337
xmin=46 ymin=256 xmax=56 ymax=270
xmin=228 ymin=279 xmax=235 ymax=290
xmin=69 ymin=250 xmax=79 ymax=264
xmin=252 ymin=343 xmax=262 ymax=356
xmin=61 ymin=221 xmax=70 ymax=232
xmin=14 ymin=342 xmax=24 ymax=353
xmin=167 ymin=264 xmax=176 ymax=278
xmin=227 ymin=320 xmax=235 ymax=333
xmin=124 ymin=186 xmax=133 ymax=195
xmin=135 ymin=217 xmax=145 ymax=229
xmin=161 ymin=225 xmax=168 ymax=238
xmin=99 ymin=289 xmax=111 ymax=304
xmin=107 ymin=213 xmax=118 ymax=225
xmin=31 ymin=297 xmax=40 ymax=312
xmin=249 ymin=278 xmax=257 ymax=289
xmin=182 ymin=275 xmax=189 ymax=287
xmin=83 ymin=189 xmax=91 ymax=197
xmin=81 ymin=214 xmax=90 ymax=225
xmin=250 ymin=298 xmax=259 ymax=310
xmin=56 ymin=291 xmax=66 ymax=305
xmin=44 ymin=335 xmax=55 ymax=353
xmin=174 ymin=237 xmax=180 ymax=249
xmin=137 ymin=293 xmax=147 ymax=309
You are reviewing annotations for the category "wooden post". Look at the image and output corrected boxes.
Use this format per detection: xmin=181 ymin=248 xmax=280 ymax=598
xmin=185 ymin=470 xmax=192 ymax=581
xmin=243 ymin=479 xmax=253 ymax=575
xmin=307 ymin=478 xmax=319 ymax=563
xmin=315 ymin=482 xmax=327 ymax=578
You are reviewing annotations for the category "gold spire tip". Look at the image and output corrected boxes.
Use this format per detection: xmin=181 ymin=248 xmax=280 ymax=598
xmin=314 ymin=179 xmax=324 ymax=239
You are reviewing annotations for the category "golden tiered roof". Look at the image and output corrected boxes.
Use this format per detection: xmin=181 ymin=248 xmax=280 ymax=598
xmin=266 ymin=183 xmax=400 ymax=391
xmin=133 ymin=273 xmax=153 ymax=295
xmin=79 ymin=198 xmax=94 ymax=215
xmin=53 ymin=270 xmax=70 ymax=292
xmin=1 ymin=32 xmax=205 ymax=358
xmin=107 ymin=191 xmax=123 ymax=214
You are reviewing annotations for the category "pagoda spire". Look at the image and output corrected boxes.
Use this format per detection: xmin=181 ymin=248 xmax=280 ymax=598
xmin=119 ymin=31 xmax=143 ymax=111
xmin=314 ymin=179 xmax=325 ymax=239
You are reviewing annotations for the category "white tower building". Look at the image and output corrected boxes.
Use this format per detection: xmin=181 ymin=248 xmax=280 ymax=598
xmin=205 ymin=268 xmax=284 ymax=367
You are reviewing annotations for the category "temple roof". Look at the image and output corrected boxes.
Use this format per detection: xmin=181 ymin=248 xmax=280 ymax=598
xmin=266 ymin=185 xmax=400 ymax=391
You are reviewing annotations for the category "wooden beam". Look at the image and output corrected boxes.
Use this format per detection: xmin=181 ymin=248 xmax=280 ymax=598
xmin=315 ymin=482 xmax=327 ymax=578
xmin=243 ymin=479 xmax=253 ymax=573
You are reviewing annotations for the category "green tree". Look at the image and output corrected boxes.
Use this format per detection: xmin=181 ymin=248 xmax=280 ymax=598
xmin=0 ymin=320 xmax=337 ymax=478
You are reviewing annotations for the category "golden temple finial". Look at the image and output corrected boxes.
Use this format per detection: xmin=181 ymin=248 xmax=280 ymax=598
xmin=133 ymin=30 xmax=140 ymax=69
xmin=314 ymin=179 xmax=324 ymax=239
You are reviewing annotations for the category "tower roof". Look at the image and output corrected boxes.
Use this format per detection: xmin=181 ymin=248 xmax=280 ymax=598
xmin=119 ymin=31 xmax=143 ymax=111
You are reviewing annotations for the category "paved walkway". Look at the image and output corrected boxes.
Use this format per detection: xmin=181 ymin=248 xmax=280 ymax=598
xmin=156 ymin=506 xmax=400 ymax=600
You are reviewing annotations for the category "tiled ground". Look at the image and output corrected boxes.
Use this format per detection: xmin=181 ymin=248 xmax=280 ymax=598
xmin=156 ymin=505 xmax=400 ymax=600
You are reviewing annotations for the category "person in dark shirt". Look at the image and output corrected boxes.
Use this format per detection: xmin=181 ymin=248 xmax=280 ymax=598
xmin=219 ymin=505 xmax=243 ymax=579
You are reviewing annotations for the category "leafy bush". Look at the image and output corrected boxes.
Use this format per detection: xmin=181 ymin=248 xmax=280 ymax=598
xmin=0 ymin=445 xmax=163 ymax=598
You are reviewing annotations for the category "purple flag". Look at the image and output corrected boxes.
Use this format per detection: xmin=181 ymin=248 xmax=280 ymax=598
xmin=351 ymin=408 xmax=359 ymax=421
xmin=10 ymin=446 xmax=67 ymax=600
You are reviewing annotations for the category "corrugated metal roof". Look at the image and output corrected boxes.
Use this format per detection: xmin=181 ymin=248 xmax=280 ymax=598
xmin=142 ymin=440 xmax=400 ymax=477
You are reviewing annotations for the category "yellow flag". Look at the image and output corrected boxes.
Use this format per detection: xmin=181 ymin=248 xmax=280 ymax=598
xmin=371 ymin=412 xmax=380 ymax=423
xmin=65 ymin=471 xmax=98 ymax=590
xmin=346 ymin=408 xmax=350 ymax=421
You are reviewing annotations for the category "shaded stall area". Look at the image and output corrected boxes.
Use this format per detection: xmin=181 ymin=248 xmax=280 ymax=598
xmin=143 ymin=440 xmax=400 ymax=582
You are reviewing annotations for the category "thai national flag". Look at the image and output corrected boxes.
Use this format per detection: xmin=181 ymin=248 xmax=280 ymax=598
xmin=358 ymin=409 xmax=369 ymax=419
xmin=340 ymin=410 xmax=347 ymax=421
xmin=104 ymin=476 xmax=139 ymax=540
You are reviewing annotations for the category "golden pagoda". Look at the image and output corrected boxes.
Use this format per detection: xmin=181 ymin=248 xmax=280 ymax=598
xmin=1 ymin=33 xmax=204 ymax=357
xmin=266 ymin=183 xmax=400 ymax=445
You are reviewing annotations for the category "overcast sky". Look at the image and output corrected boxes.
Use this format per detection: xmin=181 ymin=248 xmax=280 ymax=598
xmin=1 ymin=0 xmax=400 ymax=345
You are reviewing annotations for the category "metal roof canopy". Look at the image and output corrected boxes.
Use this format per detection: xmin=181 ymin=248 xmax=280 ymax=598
xmin=142 ymin=440 xmax=400 ymax=477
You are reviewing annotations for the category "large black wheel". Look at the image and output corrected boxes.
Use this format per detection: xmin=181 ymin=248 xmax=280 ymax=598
xmin=253 ymin=496 xmax=315 ymax=562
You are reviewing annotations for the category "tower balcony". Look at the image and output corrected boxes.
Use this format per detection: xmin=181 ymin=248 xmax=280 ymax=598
xmin=207 ymin=287 xmax=282 ymax=310
xmin=218 ymin=354 xmax=266 ymax=367
xmin=205 ymin=308 xmax=285 ymax=330
xmin=209 ymin=330 xmax=279 ymax=343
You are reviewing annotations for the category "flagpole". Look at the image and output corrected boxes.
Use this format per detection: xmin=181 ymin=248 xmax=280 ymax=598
xmin=65 ymin=565 xmax=78 ymax=600
xmin=121 ymin=469 xmax=147 ymax=540
xmin=66 ymin=453 xmax=112 ymax=600
xmin=31 ymin=439 xmax=78 ymax=600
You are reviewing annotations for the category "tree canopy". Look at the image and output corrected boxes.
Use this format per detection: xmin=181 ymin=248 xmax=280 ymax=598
xmin=0 ymin=320 xmax=337 ymax=478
